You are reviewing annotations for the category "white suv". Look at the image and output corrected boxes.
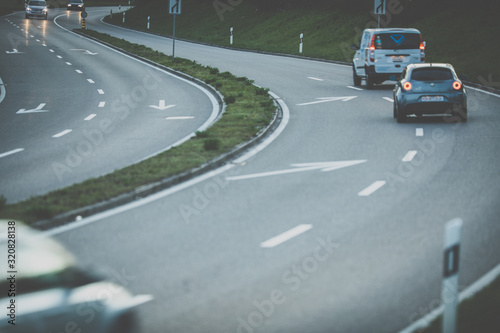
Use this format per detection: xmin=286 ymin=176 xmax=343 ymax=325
xmin=25 ymin=0 xmax=48 ymax=20
xmin=352 ymin=28 xmax=425 ymax=89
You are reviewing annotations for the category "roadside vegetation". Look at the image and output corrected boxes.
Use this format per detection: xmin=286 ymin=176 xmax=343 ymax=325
xmin=107 ymin=0 xmax=499 ymax=87
xmin=0 ymin=29 xmax=275 ymax=223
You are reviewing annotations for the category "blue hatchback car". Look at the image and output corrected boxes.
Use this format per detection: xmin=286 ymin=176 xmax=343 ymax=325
xmin=393 ymin=63 xmax=467 ymax=122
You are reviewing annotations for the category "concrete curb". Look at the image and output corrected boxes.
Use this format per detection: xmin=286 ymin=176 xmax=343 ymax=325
xmin=32 ymin=32 xmax=283 ymax=230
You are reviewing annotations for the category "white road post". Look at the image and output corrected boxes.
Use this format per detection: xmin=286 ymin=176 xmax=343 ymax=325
xmin=442 ymin=218 xmax=463 ymax=333
xmin=122 ymin=12 xmax=125 ymax=23
xmin=299 ymin=33 xmax=303 ymax=53
xmin=230 ymin=27 xmax=233 ymax=45
xmin=147 ymin=16 xmax=150 ymax=30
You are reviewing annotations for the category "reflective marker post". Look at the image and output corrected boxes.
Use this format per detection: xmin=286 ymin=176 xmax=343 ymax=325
xmin=442 ymin=218 xmax=463 ymax=333
xmin=230 ymin=27 xmax=233 ymax=45
xmin=122 ymin=12 xmax=125 ymax=23
xmin=299 ymin=33 xmax=303 ymax=53
xmin=81 ymin=10 xmax=87 ymax=29
xmin=147 ymin=16 xmax=150 ymax=30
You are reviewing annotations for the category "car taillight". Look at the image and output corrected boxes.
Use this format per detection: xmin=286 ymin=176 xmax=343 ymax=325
xmin=369 ymin=35 xmax=376 ymax=62
xmin=403 ymin=82 xmax=412 ymax=91
xmin=453 ymin=81 xmax=462 ymax=90
xmin=419 ymin=36 xmax=425 ymax=61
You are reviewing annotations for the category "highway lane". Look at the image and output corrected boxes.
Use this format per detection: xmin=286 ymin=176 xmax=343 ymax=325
xmin=0 ymin=9 xmax=217 ymax=203
xmin=50 ymin=8 xmax=500 ymax=333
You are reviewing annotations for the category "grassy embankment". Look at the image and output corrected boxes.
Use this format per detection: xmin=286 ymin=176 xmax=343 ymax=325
xmin=107 ymin=0 xmax=500 ymax=86
xmin=0 ymin=30 xmax=275 ymax=223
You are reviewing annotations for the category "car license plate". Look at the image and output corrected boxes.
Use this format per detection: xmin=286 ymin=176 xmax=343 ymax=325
xmin=392 ymin=56 xmax=404 ymax=62
xmin=421 ymin=96 xmax=444 ymax=102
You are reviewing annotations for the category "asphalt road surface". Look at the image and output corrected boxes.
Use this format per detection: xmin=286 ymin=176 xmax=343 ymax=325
xmin=16 ymin=6 xmax=500 ymax=333
xmin=0 ymin=9 xmax=217 ymax=203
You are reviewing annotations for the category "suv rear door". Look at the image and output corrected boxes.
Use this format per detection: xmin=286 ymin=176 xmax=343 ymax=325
xmin=373 ymin=32 xmax=423 ymax=74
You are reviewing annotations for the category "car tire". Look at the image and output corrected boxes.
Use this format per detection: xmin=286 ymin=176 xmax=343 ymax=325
xmin=353 ymin=65 xmax=361 ymax=87
xmin=393 ymin=101 xmax=397 ymax=118
xmin=396 ymin=104 xmax=406 ymax=123
xmin=366 ymin=73 xmax=374 ymax=90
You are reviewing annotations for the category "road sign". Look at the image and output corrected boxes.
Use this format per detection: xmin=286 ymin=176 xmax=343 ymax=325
xmin=169 ymin=0 xmax=181 ymax=15
xmin=81 ymin=10 xmax=87 ymax=18
xmin=374 ymin=0 xmax=386 ymax=15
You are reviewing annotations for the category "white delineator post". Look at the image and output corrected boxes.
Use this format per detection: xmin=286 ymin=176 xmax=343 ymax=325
xmin=299 ymin=33 xmax=303 ymax=53
xmin=230 ymin=27 xmax=233 ymax=45
xmin=442 ymin=218 xmax=463 ymax=333
xmin=122 ymin=12 xmax=125 ymax=23
xmin=147 ymin=16 xmax=150 ymax=29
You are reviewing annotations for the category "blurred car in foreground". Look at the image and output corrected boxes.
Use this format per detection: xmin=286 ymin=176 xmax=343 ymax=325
xmin=0 ymin=220 xmax=152 ymax=333
xmin=67 ymin=0 xmax=85 ymax=11
xmin=393 ymin=63 xmax=467 ymax=123
xmin=25 ymin=0 xmax=48 ymax=20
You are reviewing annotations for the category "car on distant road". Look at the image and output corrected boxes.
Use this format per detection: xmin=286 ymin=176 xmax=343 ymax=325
xmin=0 ymin=220 xmax=152 ymax=333
xmin=25 ymin=0 xmax=48 ymax=20
xmin=352 ymin=28 xmax=426 ymax=89
xmin=67 ymin=0 xmax=85 ymax=11
xmin=393 ymin=63 xmax=467 ymax=123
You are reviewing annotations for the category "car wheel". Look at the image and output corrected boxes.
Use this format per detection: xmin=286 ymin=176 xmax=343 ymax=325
xmin=393 ymin=101 xmax=397 ymax=118
xmin=353 ymin=65 xmax=361 ymax=87
xmin=396 ymin=104 xmax=406 ymax=123
xmin=366 ymin=73 xmax=374 ymax=90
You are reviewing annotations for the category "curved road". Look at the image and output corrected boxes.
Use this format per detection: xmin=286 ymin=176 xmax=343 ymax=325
xmin=25 ymin=6 xmax=500 ymax=333
xmin=0 ymin=8 xmax=217 ymax=203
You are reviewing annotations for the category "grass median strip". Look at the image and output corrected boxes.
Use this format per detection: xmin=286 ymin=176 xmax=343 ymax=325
xmin=0 ymin=29 xmax=275 ymax=225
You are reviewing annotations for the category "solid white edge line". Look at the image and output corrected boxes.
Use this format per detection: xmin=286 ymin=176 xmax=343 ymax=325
xmin=52 ymin=129 xmax=72 ymax=138
xmin=166 ymin=116 xmax=195 ymax=120
xmin=0 ymin=148 xmax=25 ymax=159
xmin=358 ymin=181 xmax=386 ymax=197
xmin=402 ymin=150 xmax=417 ymax=162
xmin=260 ymin=224 xmax=313 ymax=248
xmin=308 ymin=77 xmax=324 ymax=81
xmin=0 ymin=76 xmax=6 ymax=104
xmin=466 ymin=85 xmax=500 ymax=98
xmin=383 ymin=97 xmax=394 ymax=103
xmin=398 ymin=261 xmax=500 ymax=333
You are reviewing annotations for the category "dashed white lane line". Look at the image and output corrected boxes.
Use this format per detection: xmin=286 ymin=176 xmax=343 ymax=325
xmin=75 ymin=70 xmax=82 ymax=74
xmin=87 ymin=79 xmax=95 ymax=84
xmin=98 ymin=101 xmax=105 ymax=107
xmin=383 ymin=97 xmax=394 ymax=103
xmin=52 ymin=129 xmax=72 ymax=138
xmin=347 ymin=85 xmax=363 ymax=91
xmin=402 ymin=150 xmax=418 ymax=162
xmin=358 ymin=181 xmax=386 ymax=197
xmin=49 ymin=49 xmax=54 ymax=52
xmin=416 ymin=128 xmax=424 ymax=137
xmin=85 ymin=114 xmax=96 ymax=121
xmin=260 ymin=224 xmax=313 ymax=248
xmin=0 ymin=148 xmax=24 ymax=159
xmin=97 ymin=89 xmax=104 ymax=94
xmin=42 ymin=43 xmax=46 ymax=47
xmin=56 ymin=55 xmax=62 ymax=59
xmin=308 ymin=77 xmax=324 ymax=81
xmin=36 ymin=39 xmax=40 ymax=42
xmin=65 ymin=62 xmax=72 ymax=66
xmin=166 ymin=116 xmax=195 ymax=120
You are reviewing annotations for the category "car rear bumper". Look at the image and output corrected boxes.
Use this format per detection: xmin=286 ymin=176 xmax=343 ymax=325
xmin=398 ymin=93 xmax=466 ymax=115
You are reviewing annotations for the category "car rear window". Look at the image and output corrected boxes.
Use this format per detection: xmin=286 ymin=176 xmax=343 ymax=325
xmin=29 ymin=1 xmax=46 ymax=5
xmin=411 ymin=68 xmax=454 ymax=81
xmin=374 ymin=33 xmax=421 ymax=50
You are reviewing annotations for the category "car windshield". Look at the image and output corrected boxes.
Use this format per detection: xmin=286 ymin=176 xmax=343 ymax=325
xmin=374 ymin=33 xmax=421 ymax=50
xmin=29 ymin=1 xmax=46 ymax=6
xmin=71 ymin=0 xmax=83 ymax=3
xmin=411 ymin=68 xmax=454 ymax=81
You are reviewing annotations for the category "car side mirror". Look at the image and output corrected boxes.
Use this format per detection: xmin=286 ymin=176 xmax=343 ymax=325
xmin=350 ymin=44 xmax=359 ymax=51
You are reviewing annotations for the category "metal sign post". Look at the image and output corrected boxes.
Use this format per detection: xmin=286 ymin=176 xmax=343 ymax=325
xmin=81 ymin=10 xmax=87 ymax=29
xmin=442 ymin=218 xmax=463 ymax=333
xmin=374 ymin=0 xmax=386 ymax=28
xmin=169 ymin=0 xmax=181 ymax=60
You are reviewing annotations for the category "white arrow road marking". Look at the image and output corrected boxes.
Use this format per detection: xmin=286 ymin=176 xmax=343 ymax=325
xmin=17 ymin=103 xmax=49 ymax=114
xmin=70 ymin=49 xmax=98 ymax=55
xmin=297 ymin=96 xmax=357 ymax=106
xmin=85 ymin=114 xmax=96 ymax=121
xmin=150 ymin=100 xmax=175 ymax=110
xmin=261 ymin=224 xmax=313 ymax=248
xmin=308 ymin=77 xmax=324 ymax=81
xmin=6 ymin=49 xmax=23 ymax=54
xmin=358 ymin=181 xmax=386 ymax=196
xmin=227 ymin=160 xmax=366 ymax=181
xmin=347 ymin=85 xmax=363 ymax=91
xmin=0 ymin=148 xmax=24 ymax=159
xmin=53 ymin=129 xmax=72 ymax=138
